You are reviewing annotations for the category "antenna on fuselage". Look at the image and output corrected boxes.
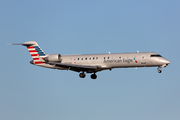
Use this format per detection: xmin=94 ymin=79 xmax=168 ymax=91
xmin=108 ymin=52 xmax=111 ymax=54
xmin=137 ymin=50 xmax=139 ymax=53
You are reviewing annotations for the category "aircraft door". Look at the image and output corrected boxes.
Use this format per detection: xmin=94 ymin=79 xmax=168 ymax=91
xmin=141 ymin=55 xmax=146 ymax=64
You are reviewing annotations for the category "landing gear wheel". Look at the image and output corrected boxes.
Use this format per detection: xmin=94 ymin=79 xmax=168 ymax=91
xmin=91 ymin=74 xmax=97 ymax=79
xmin=79 ymin=73 xmax=86 ymax=78
xmin=158 ymin=70 xmax=162 ymax=73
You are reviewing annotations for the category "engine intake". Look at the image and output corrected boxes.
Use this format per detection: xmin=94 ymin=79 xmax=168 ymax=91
xmin=44 ymin=54 xmax=61 ymax=62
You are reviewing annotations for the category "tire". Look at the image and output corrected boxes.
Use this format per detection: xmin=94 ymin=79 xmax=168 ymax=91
xmin=158 ymin=70 xmax=162 ymax=73
xmin=79 ymin=73 xmax=86 ymax=78
xmin=91 ymin=74 xmax=97 ymax=79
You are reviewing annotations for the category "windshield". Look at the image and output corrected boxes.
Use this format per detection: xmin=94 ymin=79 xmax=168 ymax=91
xmin=150 ymin=54 xmax=162 ymax=57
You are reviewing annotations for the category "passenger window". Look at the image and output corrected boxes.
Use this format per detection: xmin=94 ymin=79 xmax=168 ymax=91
xmin=150 ymin=54 xmax=162 ymax=57
xmin=85 ymin=58 xmax=87 ymax=60
xmin=93 ymin=57 xmax=95 ymax=60
xmin=96 ymin=57 xmax=98 ymax=59
xmin=78 ymin=58 xmax=79 ymax=60
xmin=104 ymin=57 xmax=106 ymax=59
xmin=81 ymin=58 xmax=83 ymax=60
xmin=119 ymin=57 xmax=121 ymax=59
xmin=89 ymin=58 xmax=91 ymax=60
xmin=108 ymin=57 xmax=109 ymax=59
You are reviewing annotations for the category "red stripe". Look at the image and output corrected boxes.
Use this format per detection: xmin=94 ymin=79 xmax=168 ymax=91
xmin=34 ymin=61 xmax=45 ymax=64
xmin=29 ymin=50 xmax=37 ymax=52
xmin=31 ymin=54 xmax=39 ymax=56
xmin=33 ymin=58 xmax=39 ymax=60
xmin=27 ymin=46 xmax=34 ymax=49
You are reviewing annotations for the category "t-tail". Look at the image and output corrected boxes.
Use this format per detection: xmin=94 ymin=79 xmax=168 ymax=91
xmin=10 ymin=41 xmax=46 ymax=64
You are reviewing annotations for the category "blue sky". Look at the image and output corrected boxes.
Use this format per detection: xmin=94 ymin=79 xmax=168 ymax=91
xmin=1 ymin=0 xmax=180 ymax=120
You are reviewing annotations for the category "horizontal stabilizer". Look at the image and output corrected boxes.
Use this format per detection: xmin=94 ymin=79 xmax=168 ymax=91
xmin=8 ymin=43 xmax=34 ymax=46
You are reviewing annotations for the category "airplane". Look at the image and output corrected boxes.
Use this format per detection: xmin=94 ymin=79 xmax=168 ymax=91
xmin=10 ymin=41 xmax=170 ymax=79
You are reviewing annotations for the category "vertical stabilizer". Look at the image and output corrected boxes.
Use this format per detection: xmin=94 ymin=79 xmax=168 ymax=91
xmin=23 ymin=41 xmax=46 ymax=64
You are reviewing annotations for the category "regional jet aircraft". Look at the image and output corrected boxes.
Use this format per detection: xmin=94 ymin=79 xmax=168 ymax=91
xmin=10 ymin=41 xmax=170 ymax=79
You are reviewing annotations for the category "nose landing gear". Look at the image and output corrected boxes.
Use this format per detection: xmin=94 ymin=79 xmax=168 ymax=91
xmin=158 ymin=70 xmax=162 ymax=73
xmin=157 ymin=66 xmax=162 ymax=73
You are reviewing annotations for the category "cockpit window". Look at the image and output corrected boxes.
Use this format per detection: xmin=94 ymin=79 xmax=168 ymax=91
xmin=150 ymin=54 xmax=162 ymax=57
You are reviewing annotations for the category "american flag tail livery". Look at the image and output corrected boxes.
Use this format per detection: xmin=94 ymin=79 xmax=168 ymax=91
xmin=24 ymin=41 xmax=46 ymax=64
xmin=9 ymin=41 xmax=46 ymax=64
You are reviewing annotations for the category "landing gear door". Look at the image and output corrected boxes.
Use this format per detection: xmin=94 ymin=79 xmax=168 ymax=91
xmin=141 ymin=55 xmax=146 ymax=64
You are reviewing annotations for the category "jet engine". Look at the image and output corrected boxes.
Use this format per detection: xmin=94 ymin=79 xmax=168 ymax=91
xmin=44 ymin=54 xmax=61 ymax=63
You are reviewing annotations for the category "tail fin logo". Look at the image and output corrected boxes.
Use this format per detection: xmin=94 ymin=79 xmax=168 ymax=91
xmin=9 ymin=41 xmax=46 ymax=65
xmin=28 ymin=46 xmax=46 ymax=56
xmin=27 ymin=45 xmax=46 ymax=64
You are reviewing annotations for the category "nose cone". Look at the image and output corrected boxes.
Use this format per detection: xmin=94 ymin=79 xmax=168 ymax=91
xmin=159 ymin=58 xmax=170 ymax=64
xmin=166 ymin=60 xmax=170 ymax=64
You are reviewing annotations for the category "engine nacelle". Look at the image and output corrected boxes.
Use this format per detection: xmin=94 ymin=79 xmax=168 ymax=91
xmin=44 ymin=54 xmax=61 ymax=62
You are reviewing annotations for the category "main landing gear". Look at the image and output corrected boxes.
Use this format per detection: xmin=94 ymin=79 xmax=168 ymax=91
xmin=157 ymin=66 xmax=162 ymax=73
xmin=91 ymin=73 xmax=97 ymax=79
xmin=79 ymin=72 xmax=86 ymax=78
xmin=79 ymin=72 xmax=97 ymax=79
